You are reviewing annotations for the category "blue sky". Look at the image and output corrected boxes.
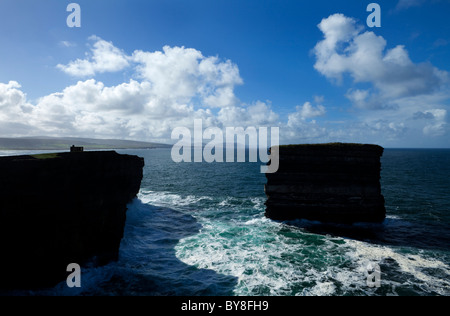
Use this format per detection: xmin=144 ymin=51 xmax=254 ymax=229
xmin=0 ymin=0 xmax=449 ymax=147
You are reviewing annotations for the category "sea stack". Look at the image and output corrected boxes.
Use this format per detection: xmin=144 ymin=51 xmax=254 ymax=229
xmin=0 ymin=151 xmax=144 ymax=289
xmin=265 ymin=143 xmax=385 ymax=223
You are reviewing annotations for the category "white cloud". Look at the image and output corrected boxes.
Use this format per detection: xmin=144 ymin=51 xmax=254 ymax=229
xmin=0 ymin=81 xmax=35 ymax=135
xmin=0 ymin=81 xmax=28 ymax=112
xmin=58 ymin=38 xmax=244 ymax=108
xmin=314 ymin=13 xmax=449 ymax=109
xmin=1 ymin=29 xmax=448 ymax=147
xmin=59 ymin=41 xmax=76 ymax=48
xmin=284 ymin=102 xmax=327 ymax=139
xmin=312 ymin=13 xmax=450 ymax=142
xmin=300 ymin=102 xmax=326 ymax=119
xmin=57 ymin=36 xmax=129 ymax=77
xmin=325 ymin=120 xmax=408 ymax=145
xmin=284 ymin=119 xmax=328 ymax=143
xmin=217 ymin=101 xmax=279 ymax=128
xmin=287 ymin=102 xmax=325 ymax=127
xmin=132 ymin=46 xmax=243 ymax=107
xmin=0 ymin=37 xmax=264 ymax=143
xmin=28 ymin=78 xmax=211 ymax=141
xmin=282 ymin=102 xmax=328 ymax=143
xmin=420 ymin=109 xmax=447 ymax=136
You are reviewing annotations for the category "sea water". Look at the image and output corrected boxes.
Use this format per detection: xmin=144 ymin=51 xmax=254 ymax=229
xmin=3 ymin=148 xmax=450 ymax=296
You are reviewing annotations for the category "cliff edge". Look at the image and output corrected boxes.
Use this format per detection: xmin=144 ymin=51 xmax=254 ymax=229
xmin=0 ymin=151 xmax=144 ymax=289
xmin=265 ymin=143 xmax=385 ymax=224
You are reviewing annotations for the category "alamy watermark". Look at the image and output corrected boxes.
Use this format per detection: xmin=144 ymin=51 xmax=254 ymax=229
xmin=66 ymin=3 xmax=81 ymax=28
xmin=171 ymin=119 xmax=279 ymax=173
xmin=66 ymin=263 xmax=81 ymax=288
xmin=365 ymin=262 xmax=381 ymax=288
xmin=65 ymin=3 xmax=380 ymax=29
xmin=367 ymin=3 xmax=381 ymax=28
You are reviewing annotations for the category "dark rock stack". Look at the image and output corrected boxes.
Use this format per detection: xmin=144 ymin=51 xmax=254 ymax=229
xmin=265 ymin=143 xmax=385 ymax=223
xmin=0 ymin=151 xmax=144 ymax=289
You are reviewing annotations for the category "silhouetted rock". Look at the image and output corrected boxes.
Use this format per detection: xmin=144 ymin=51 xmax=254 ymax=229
xmin=265 ymin=143 xmax=385 ymax=223
xmin=0 ymin=151 xmax=144 ymax=289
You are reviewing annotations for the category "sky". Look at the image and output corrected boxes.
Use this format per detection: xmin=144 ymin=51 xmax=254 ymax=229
xmin=0 ymin=0 xmax=449 ymax=147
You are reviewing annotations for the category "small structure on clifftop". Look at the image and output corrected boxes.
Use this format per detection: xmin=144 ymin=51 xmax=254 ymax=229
xmin=265 ymin=143 xmax=385 ymax=223
xmin=70 ymin=145 xmax=84 ymax=152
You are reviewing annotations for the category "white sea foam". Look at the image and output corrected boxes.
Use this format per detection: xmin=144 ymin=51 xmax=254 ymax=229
xmin=306 ymin=282 xmax=336 ymax=296
xmin=138 ymin=190 xmax=212 ymax=209
xmin=140 ymin=191 xmax=450 ymax=296
xmin=176 ymin=217 xmax=354 ymax=296
xmin=175 ymin=211 xmax=450 ymax=296
xmin=243 ymin=217 xmax=270 ymax=226
xmin=344 ymin=239 xmax=450 ymax=295
xmin=250 ymin=197 xmax=265 ymax=210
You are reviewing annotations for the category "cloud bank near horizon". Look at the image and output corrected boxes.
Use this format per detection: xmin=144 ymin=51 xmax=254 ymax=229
xmin=0 ymin=13 xmax=449 ymax=147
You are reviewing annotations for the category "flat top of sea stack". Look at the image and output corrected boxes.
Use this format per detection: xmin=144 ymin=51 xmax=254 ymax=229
xmin=275 ymin=143 xmax=384 ymax=156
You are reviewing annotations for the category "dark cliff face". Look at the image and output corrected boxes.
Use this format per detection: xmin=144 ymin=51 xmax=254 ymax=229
xmin=0 ymin=151 xmax=144 ymax=289
xmin=265 ymin=143 xmax=386 ymax=224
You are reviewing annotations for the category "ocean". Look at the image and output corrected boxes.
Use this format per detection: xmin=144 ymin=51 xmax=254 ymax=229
xmin=2 ymin=148 xmax=449 ymax=296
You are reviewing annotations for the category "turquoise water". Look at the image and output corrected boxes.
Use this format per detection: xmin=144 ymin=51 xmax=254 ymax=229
xmin=9 ymin=148 xmax=450 ymax=296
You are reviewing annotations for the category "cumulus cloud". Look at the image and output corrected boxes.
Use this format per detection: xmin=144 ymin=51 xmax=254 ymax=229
xmin=312 ymin=13 xmax=449 ymax=141
xmin=0 ymin=36 xmax=270 ymax=143
xmin=217 ymin=101 xmax=279 ymax=127
xmin=57 ymin=36 xmax=129 ymax=77
xmin=419 ymin=109 xmax=447 ymax=136
xmin=53 ymin=37 xmax=247 ymax=141
xmin=0 ymin=81 xmax=31 ymax=114
xmin=131 ymin=46 xmax=243 ymax=108
xmin=0 ymin=81 xmax=36 ymax=135
xmin=282 ymin=102 xmax=328 ymax=143
xmin=287 ymin=102 xmax=326 ymax=127
xmin=314 ymin=14 xmax=449 ymax=109
xmin=1 ymin=28 xmax=448 ymax=147
xmin=57 ymin=37 xmax=243 ymax=109
xmin=16 ymin=78 xmax=214 ymax=141
xmin=299 ymin=102 xmax=326 ymax=119
xmin=283 ymin=118 xmax=328 ymax=143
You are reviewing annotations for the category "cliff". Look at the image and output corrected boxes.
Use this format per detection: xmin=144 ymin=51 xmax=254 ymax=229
xmin=265 ymin=143 xmax=385 ymax=223
xmin=0 ymin=151 xmax=144 ymax=289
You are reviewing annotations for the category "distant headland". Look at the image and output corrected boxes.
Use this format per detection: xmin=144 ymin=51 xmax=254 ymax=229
xmin=0 ymin=136 xmax=171 ymax=151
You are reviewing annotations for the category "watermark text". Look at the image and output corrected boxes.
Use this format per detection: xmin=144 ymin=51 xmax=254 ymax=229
xmin=171 ymin=119 xmax=279 ymax=173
